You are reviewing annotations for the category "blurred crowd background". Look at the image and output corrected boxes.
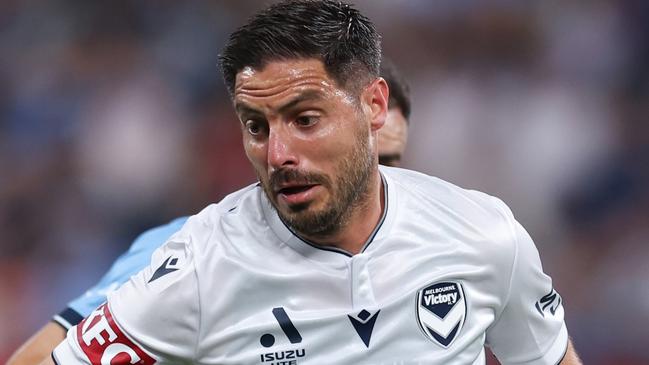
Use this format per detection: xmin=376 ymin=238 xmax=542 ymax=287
xmin=1 ymin=1 xmax=647 ymax=363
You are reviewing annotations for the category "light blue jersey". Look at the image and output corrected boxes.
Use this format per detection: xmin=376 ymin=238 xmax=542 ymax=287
xmin=53 ymin=216 xmax=189 ymax=329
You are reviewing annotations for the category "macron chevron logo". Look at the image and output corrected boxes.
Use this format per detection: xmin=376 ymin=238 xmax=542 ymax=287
xmin=348 ymin=309 xmax=380 ymax=347
xmin=415 ymin=282 xmax=466 ymax=348
xmin=148 ymin=256 xmax=180 ymax=283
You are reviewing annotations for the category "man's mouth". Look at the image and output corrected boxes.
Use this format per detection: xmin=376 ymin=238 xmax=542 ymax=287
xmin=275 ymin=183 xmax=320 ymax=206
xmin=278 ymin=184 xmax=316 ymax=195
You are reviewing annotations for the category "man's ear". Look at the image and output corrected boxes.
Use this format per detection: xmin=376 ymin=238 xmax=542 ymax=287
xmin=361 ymin=77 xmax=389 ymax=132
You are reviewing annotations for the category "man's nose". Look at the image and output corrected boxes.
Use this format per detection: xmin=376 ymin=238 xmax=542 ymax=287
xmin=267 ymin=127 xmax=298 ymax=170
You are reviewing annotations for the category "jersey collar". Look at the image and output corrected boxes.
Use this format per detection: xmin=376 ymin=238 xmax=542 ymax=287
xmin=261 ymin=168 xmax=397 ymax=265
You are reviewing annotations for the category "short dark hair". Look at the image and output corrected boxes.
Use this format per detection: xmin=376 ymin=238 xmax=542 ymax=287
xmin=381 ymin=58 xmax=411 ymax=120
xmin=219 ymin=0 xmax=381 ymax=96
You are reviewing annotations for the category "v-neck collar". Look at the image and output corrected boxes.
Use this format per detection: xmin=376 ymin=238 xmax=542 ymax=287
xmin=261 ymin=168 xmax=397 ymax=266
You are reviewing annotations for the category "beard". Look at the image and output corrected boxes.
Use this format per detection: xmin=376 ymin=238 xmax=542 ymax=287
xmin=260 ymin=123 xmax=374 ymax=239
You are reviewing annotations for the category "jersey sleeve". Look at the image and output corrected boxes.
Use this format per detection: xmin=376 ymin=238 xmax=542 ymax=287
xmin=485 ymin=215 xmax=568 ymax=365
xmin=53 ymin=217 xmax=188 ymax=330
xmin=52 ymin=215 xmax=207 ymax=363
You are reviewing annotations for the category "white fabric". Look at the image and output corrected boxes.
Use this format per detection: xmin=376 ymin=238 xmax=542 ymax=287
xmin=54 ymin=166 xmax=567 ymax=364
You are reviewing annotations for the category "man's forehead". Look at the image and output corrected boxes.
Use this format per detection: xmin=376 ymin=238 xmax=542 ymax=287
xmin=232 ymin=59 xmax=361 ymax=112
xmin=234 ymin=59 xmax=336 ymax=94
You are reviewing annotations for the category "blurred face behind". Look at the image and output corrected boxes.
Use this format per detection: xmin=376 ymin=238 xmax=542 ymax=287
xmin=378 ymin=107 xmax=408 ymax=167
xmin=234 ymin=59 xmax=386 ymax=239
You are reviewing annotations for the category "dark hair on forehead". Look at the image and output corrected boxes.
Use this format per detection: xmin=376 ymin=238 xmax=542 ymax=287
xmin=219 ymin=0 xmax=381 ymax=96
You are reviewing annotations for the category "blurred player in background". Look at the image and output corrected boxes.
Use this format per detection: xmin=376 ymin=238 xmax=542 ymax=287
xmin=377 ymin=58 xmax=410 ymax=167
xmin=7 ymin=59 xmax=411 ymax=365
xmin=40 ymin=0 xmax=580 ymax=363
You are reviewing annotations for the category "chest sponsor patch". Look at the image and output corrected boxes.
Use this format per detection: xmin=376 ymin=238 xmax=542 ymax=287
xmin=415 ymin=281 xmax=466 ymax=348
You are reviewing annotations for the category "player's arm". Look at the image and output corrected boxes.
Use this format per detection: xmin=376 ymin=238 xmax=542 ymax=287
xmin=485 ymin=202 xmax=581 ymax=365
xmin=50 ymin=216 xmax=205 ymax=364
xmin=560 ymin=339 xmax=582 ymax=365
xmin=6 ymin=323 xmax=65 ymax=365
xmin=8 ymin=218 xmax=188 ymax=365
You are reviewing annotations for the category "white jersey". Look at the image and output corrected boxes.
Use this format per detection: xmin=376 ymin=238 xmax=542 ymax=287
xmin=54 ymin=166 xmax=568 ymax=365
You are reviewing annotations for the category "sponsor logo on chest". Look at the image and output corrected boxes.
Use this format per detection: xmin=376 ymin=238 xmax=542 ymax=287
xmin=258 ymin=307 xmax=307 ymax=365
xmin=260 ymin=349 xmax=306 ymax=364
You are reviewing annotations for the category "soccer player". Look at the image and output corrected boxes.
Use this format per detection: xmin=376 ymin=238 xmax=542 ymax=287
xmin=377 ymin=59 xmax=410 ymax=168
xmin=7 ymin=60 xmax=411 ymax=365
xmin=42 ymin=0 xmax=581 ymax=363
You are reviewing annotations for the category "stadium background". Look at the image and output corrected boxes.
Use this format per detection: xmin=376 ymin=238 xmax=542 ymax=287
xmin=1 ymin=1 xmax=648 ymax=363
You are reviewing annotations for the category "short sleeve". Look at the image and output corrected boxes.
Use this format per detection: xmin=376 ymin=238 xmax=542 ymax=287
xmin=486 ymin=219 xmax=568 ymax=365
xmin=53 ymin=217 xmax=189 ymax=330
xmin=52 ymin=216 xmax=206 ymax=364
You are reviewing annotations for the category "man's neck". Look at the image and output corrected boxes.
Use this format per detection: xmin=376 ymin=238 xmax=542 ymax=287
xmin=301 ymin=170 xmax=385 ymax=255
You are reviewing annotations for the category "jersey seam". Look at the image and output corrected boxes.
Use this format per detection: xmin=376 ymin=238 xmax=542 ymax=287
xmin=192 ymin=218 xmax=213 ymax=360
xmin=494 ymin=198 xmax=519 ymax=323
xmin=225 ymin=183 xmax=259 ymax=214
xmin=192 ymin=255 xmax=203 ymax=360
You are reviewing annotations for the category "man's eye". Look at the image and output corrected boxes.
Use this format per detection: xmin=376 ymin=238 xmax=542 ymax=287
xmin=295 ymin=115 xmax=318 ymax=127
xmin=245 ymin=120 xmax=264 ymax=136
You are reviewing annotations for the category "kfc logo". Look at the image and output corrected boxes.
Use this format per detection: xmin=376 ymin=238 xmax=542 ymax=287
xmin=77 ymin=303 xmax=156 ymax=365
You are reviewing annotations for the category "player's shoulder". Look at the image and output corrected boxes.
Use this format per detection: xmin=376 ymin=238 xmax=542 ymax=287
xmin=383 ymin=166 xmax=518 ymax=251
xmin=168 ymin=183 xmax=262 ymax=250
xmin=191 ymin=182 xmax=260 ymax=225
xmin=102 ymin=186 xmax=263 ymax=351
xmin=127 ymin=216 xmax=189 ymax=254
xmin=384 ymin=166 xmax=513 ymax=217
xmin=129 ymin=182 xmax=259 ymax=255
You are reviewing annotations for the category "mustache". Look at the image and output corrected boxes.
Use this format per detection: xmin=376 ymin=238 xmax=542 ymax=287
xmin=269 ymin=168 xmax=328 ymax=191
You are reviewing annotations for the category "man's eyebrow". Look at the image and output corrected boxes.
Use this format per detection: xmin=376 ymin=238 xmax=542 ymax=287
xmin=277 ymin=90 xmax=324 ymax=114
xmin=235 ymin=90 xmax=325 ymax=118
xmin=235 ymin=103 xmax=264 ymax=119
